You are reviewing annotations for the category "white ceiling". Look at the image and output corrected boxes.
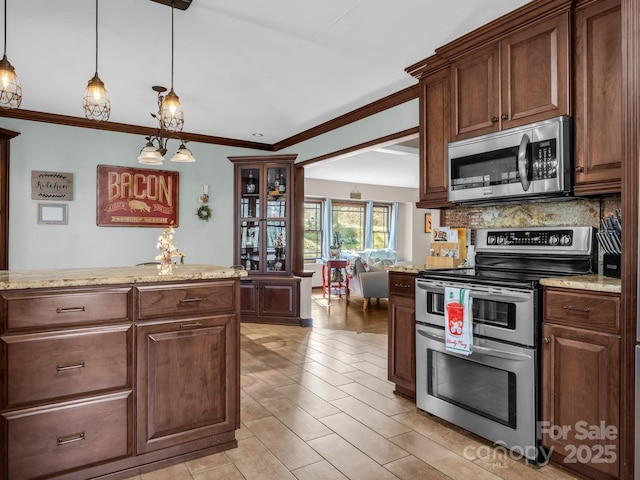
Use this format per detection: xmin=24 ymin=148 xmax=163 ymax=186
xmin=4 ymin=0 xmax=530 ymax=187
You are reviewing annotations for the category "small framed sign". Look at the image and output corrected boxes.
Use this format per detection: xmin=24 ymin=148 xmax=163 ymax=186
xmin=31 ymin=171 xmax=74 ymax=200
xmin=425 ymin=213 xmax=432 ymax=233
xmin=38 ymin=203 xmax=68 ymax=225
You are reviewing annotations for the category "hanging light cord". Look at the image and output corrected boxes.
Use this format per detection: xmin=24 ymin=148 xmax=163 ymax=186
xmin=3 ymin=0 xmax=7 ymax=57
xmin=170 ymin=0 xmax=175 ymax=89
xmin=94 ymin=0 xmax=98 ymax=73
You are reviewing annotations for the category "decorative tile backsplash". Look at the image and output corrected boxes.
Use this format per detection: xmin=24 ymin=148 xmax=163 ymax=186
xmin=443 ymin=194 xmax=621 ymax=230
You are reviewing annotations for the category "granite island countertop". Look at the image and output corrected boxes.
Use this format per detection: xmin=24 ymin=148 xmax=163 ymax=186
xmin=0 ymin=264 xmax=247 ymax=290
xmin=539 ymin=274 xmax=621 ymax=294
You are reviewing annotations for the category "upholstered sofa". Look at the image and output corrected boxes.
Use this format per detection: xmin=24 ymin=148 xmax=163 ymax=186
xmin=344 ymin=249 xmax=395 ymax=309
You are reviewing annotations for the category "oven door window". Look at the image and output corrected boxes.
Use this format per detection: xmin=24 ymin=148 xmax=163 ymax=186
xmin=428 ymin=350 xmax=516 ymax=428
xmin=427 ymin=291 xmax=516 ymax=330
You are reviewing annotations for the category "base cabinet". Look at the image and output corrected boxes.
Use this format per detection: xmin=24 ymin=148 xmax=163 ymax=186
xmin=240 ymin=277 xmax=301 ymax=325
xmin=1 ymin=278 xmax=240 ymax=480
xmin=542 ymin=286 xmax=620 ymax=479
xmin=387 ymin=272 xmax=416 ymax=400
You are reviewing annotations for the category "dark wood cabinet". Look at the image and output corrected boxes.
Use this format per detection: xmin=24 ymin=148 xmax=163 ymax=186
xmin=387 ymin=271 xmax=416 ymax=400
xmin=0 ymin=277 xmax=241 ymax=480
xmin=240 ymin=277 xmax=301 ymax=325
xmin=413 ymin=61 xmax=451 ymax=209
xmin=229 ymin=155 xmax=302 ymax=325
xmin=450 ymin=12 xmax=570 ymax=141
xmin=573 ymin=0 xmax=622 ymax=195
xmin=542 ymin=286 xmax=620 ymax=479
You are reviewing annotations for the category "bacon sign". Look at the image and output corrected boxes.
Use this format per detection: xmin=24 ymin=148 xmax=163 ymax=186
xmin=96 ymin=165 xmax=179 ymax=227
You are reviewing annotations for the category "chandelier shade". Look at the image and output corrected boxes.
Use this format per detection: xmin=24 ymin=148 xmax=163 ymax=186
xmin=171 ymin=143 xmax=195 ymax=162
xmin=161 ymin=87 xmax=183 ymax=132
xmin=137 ymin=141 xmax=165 ymax=165
xmin=0 ymin=0 xmax=20 ymax=109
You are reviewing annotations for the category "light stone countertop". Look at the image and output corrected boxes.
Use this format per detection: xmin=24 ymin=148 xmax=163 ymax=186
xmin=539 ymin=274 xmax=621 ymax=294
xmin=0 ymin=264 xmax=248 ymax=290
xmin=386 ymin=264 xmax=473 ymax=274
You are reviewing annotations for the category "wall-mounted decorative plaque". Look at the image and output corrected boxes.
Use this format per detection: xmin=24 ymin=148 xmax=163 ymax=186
xmin=31 ymin=171 xmax=74 ymax=200
xmin=96 ymin=165 xmax=179 ymax=227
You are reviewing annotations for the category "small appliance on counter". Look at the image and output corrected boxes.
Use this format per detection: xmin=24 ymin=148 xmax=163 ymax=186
xmin=598 ymin=208 xmax=622 ymax=279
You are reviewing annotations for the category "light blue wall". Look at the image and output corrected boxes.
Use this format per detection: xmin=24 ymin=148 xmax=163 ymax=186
xmin=1 ymin=98 xmax=418 ymax=270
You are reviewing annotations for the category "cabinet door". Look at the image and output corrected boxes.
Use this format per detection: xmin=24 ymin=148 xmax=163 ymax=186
xmin=541 ymin=323 xmax=620 ymax=477
xmin=450 ymin=43 xmax=500 ymax=140
xmin=573 ymin=0 xmax=622 ymax=195
xmin=260 ymin=280 xmax=299 ymax=318
xmin=388 ymin=295 xmax=415 ymax=400
xmin=500 ymin=12 xmax=570 ymax=129
xmin=136 ymin=315 xmax=238 ymax=453
xmin=240 ymin=281 xmax=259 ymax=315
xmin=417 ymin=68 xmax=452 ymax=208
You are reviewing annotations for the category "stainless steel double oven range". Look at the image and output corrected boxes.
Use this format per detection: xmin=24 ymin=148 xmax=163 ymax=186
xmin=415 ymin=226 xmax=596 ymax=463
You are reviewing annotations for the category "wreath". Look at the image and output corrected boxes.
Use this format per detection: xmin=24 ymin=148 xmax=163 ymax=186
xmin=196 ymin=204 xmax=212 ymax=221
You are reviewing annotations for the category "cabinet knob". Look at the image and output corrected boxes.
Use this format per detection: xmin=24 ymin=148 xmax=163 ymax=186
xmin=575 ymin=166 xmax=584 ymax=173
xmin=501 ymin=113 xmax=508 ymax=120
xmin=542 ymin=337 xmax=550 ymax=344
xmin=491 ymin=116 xmax=499 ymax=123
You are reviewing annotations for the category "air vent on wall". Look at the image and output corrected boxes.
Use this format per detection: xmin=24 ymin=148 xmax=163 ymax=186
xmin=149 ymin=0 xmax=192 ymax=10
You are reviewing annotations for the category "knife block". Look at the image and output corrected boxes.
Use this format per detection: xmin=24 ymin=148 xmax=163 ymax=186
xmin=603 ymin=253 xmax=621 ymax=279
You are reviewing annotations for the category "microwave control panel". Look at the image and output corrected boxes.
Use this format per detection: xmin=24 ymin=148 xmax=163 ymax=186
xmin=486 ymin=229 xmax=573 ymax=247
xmin=531 ymin=139 xmax=557 ymax=180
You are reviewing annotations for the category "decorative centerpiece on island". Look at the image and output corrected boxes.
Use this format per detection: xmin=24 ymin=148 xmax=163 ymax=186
xmin=155 ymin=225 xmax=185 ymax=275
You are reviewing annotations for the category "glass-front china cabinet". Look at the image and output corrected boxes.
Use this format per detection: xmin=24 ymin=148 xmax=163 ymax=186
xmin=229 ymin=155 xmax=301 ymax=325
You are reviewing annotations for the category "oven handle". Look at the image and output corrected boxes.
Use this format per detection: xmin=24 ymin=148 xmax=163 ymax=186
xmin=417 ymin=329 xmax=533 ymax=362
xmin=416 ymin=282 xmax=532 ymax=303
xmin=518 ymin=133 xmax=531 ymax=192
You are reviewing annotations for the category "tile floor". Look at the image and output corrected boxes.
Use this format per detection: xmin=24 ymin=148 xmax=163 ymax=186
xmin=125 ymin=293 xmax=579 ymax=480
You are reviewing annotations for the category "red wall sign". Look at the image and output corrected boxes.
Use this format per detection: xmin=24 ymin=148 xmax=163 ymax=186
xmin=96 ymin=165 xmax=179 ymax=227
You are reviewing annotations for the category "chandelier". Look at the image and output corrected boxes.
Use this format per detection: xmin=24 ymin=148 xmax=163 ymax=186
xmin=137 ymin=86 xmax=195 ymax=164
xmin=0 ymin=0 xmax=21 ymax=109
xmin=83 ymin=0 xmax=110 ymax=121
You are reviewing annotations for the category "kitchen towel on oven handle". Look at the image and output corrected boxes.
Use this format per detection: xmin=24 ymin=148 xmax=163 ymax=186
xmin=444 ymin=287 xmax=473 ymax=355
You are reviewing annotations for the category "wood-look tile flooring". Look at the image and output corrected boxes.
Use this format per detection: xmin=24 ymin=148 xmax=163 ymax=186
xmin=126 ymin=291 xmax=578 ymax=480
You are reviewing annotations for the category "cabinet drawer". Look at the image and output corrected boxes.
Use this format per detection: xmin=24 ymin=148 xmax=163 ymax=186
xmin=543 ymin=288 xmax=620 ymax=332
xmin=3 ymin=288 xmax=131 ymax=330
xmin=5 ymin=391 xmax=131 ymax=480
xmin=3 ymin=325 xmax=131 ymax=407
xmin=137 ymin=280 xmax=236 ymax=319
xmin=388 ymin=272 xmax=416 ymax=298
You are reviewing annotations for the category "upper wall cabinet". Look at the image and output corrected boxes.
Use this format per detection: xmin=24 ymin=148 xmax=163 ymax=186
xmin=573 ymin=0 xmax=622 ymax=195
xmin=449 ymin=12 xmax=570 ymax=141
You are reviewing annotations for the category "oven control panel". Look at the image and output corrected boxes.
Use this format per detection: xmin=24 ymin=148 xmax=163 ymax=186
xmin=486 ymin=229 xmax=573 ymax=247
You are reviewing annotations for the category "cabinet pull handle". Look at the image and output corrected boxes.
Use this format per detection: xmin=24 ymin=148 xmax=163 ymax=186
xmin=562 ymin=305 xmax=590 ymax=313
xmin=501 ymin=113 xmax=508 ymax=120
xmin=56 ymin=306 xmax=86 ymax=314
xmin=56 ymin=361 xmax=85 ymax=371
xmin=575 ymin=166 xmax=584 ymax=172
xmin=394 ymin=283 xmax=411 ymax=288
xmin=179 ymin=297 xmax=203 ymax=304
xmin=542 ymin=337 xmax=550 ymax=344
xmin=57 ymin=433 xmax=85 ymax=446
xmin=180 ymin=322 xmax=203 ymax=329
xmin=491 ymin=116 xmax=498 ymax=123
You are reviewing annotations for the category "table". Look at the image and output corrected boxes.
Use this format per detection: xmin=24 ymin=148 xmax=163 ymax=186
xmin=322 ymin=259 xmax=349 ymax=304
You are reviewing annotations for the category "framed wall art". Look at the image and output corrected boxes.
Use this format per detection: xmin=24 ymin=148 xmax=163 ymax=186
xmin=38 ymin=203 xmax=68 ymax=225
xmin=425 ymin=213 xmax=432 ymax=233
xmin=96 ymin=165 xmax=179 ymax=227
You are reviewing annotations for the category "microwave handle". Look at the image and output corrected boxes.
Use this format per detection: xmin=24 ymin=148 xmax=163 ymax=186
xmin=518 ymin=133 xmax=531 ymax=192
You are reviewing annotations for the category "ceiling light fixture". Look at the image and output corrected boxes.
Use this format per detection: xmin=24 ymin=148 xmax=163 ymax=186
xmin=0 ymin=0 xmax=21 ymax=109
xmin=137 ymin=86 xmax=195 ymax=165
xmin=83 ymin=0 xmax=110 ymax=121
xmin=160 ymin=0 xmax=184 ymax=133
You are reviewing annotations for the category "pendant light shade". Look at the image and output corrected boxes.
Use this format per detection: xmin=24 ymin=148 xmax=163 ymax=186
xmin=171 ymin=143 xmax=195 ymax=162
xmin=161 ymin=87 xmax=183 ymax=132
xmin=84 ymin=0 xmax=110 ymax=121
xmin=0 ymin=0 xmax=21 ymax=109
xmin=138 ymin=141 xmax=164 ymax=165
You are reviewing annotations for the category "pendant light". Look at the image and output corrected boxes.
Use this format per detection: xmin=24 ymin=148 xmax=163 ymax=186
xmin=160 ymin=1 xmax=184 ymax=132
xmin=0 ymin=0 xmax=21 ymax=109
xmin=83 ymin=0 xmax=110 ymax=121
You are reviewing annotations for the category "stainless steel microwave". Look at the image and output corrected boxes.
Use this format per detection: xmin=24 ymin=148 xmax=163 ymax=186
xmin=448 ymin=116 xmax=572 ymax=205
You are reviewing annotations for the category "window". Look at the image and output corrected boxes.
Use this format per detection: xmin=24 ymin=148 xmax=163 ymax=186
xmin=332 ymin=201 xmax=365 ymax=251
xmin=303 ymin=200 xmax=322 ymax=260
xmin=372 ymin=203 xmax=390 ymax=249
